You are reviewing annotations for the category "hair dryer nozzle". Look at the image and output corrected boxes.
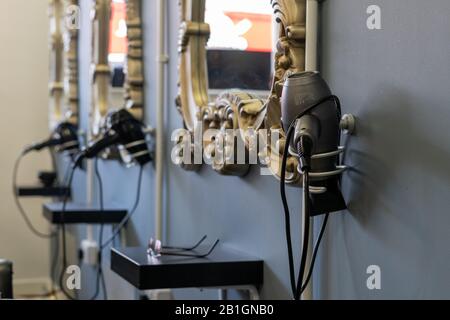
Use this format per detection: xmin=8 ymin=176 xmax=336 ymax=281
xmin=23 ymin=122 xmax=79 ymax=155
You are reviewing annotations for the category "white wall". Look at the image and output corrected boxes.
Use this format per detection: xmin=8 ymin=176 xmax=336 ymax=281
xmin=0 ymin=0 xmax=52 ymax=282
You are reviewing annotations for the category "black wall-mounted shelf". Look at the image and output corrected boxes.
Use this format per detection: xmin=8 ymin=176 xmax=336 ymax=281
xmin=43 ymin=202 xmax=127 ymax=225
xmin=17 ymin=186 xmax=70 ymax=198
xmin=111 ymin=246 xmax=264 ymax=290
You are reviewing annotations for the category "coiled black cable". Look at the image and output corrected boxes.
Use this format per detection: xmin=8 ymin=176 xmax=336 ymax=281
xmin=100 ymin=165 xmax=144 ymax=250
xmin=58 ymin=161 xmax=103 ymax=300
xmin=94 ymin=158 xmax=107 ymax=300
xmin=12 ymin=152 xmax=57 ymax=238
xmin=280 ymin=95 xmax=340 ymax=300
xmin=300 ymin=213 xmax=329 ymax=294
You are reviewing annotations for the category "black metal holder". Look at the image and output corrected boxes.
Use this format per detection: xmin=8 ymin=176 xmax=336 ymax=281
xmin=17 ymin=171 xmax=71 ymax=198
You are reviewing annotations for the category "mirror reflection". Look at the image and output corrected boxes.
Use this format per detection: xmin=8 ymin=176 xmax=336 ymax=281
xmin=108 ymin=0 xmax=128 ymax=109
xmin=205 ymin=0 xmax=274 ymax=94
xmin=49 ymin=0 xmax=66 ymax=128
xmin=63 ymin=1 xmax=79 ymax=126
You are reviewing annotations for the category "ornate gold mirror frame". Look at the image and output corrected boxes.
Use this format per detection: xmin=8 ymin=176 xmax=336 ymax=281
xmin=176 ymin=0 xmax=307 ymax=183
xmin=49 ymin=0 xmax=79 ymax=129
xmin=91 ymin=0 xmax=144 ymax=137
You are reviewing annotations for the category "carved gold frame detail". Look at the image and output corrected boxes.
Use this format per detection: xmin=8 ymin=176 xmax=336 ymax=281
xmin=49 ymin=0 xmax=79 ymax=129
xmin=91 ymin=0 xmax=144 ymax=137
xmin=176 ymin=0 xmax=307 ymax=183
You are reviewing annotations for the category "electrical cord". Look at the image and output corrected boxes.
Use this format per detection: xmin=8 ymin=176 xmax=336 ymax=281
xmin=50 ymin=161 xmax=74 ymax=295
xmin=94 ymin=158 xmax=108 ymax=300
xmin=13 ymin=152 xmax=57 ymax=239
xmin=298 ymin=96 xmax=339 ymax=296
xmin=59 ymin=155 xmax=144 ymax=299
xmin=100 ymin=271 xmax=108 ymax=300
xmin=280 ymin=127 xmax=297 ymax=297
xmin=50 ymin=148 xmax=57 ymax=173
xmin=300 ymin=213 xmax=329 ymax=294
xmin=58 ymin=164 xmax=77 ymax=300
xmin=58 ymin=162 xmax=102 ymax=300
xmin=295 ymin=135 xmax=314 ymax=300
xmin=13 ymin=150 xmax=73 ymax=297
xmin=100 ymin=165 xmax=144 ymax=250
xmin=13 ymin=138 xmax=112 ymax=299
xmin=295 ymin=167 xmax=311 ymax=300
xmin=280 ymin=95 xmax=341 ymax=300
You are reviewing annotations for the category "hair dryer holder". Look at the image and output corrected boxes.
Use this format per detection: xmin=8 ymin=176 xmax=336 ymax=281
xmin=291 ymin=113 xmax=355 ymax=216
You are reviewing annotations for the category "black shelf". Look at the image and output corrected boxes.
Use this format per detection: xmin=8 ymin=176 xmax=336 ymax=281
xmin=43 ymin=202 xmax=127 ymax=224
xmin=17 ymin=186 xmax=70 ymax=198
xmin=111 ymin=246 xmax=264 ymax=290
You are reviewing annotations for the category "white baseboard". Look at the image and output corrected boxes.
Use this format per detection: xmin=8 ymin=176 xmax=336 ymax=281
xmin=145 ymin=289 xmax=174 ymax=300
xmin=13 ymin=277 xmax=53 ymax=297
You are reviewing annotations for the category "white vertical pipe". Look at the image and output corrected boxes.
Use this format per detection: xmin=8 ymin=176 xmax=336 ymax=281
xmin=271 ymin=15 xmax=279 ymax=70
xmin=86 ymin=159 xmax=95 ymax=242
xmin=86 ymin=0 xmax=98 ymax=245
xmin=303 ymin=0 xmax=319 ymax=300
xmin=155 ymin=0 xmax=167 ymax=241
xmin=86 ymin=88 xmax=95 ymax=243
xmin=305 ymin=0 xmax=319 ymax=72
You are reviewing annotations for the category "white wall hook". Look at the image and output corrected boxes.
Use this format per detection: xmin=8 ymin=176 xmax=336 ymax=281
xmin=340 ymin=114 xmax=356 ymax=135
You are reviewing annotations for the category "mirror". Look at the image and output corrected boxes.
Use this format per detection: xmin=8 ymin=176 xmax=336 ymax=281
xmin=108 ymin=0 xmax=128 ymax=110
xmin=49 ymin=0 xmax=79 ymax=129
xmin=176 ymin=0 xmax=307 ymax=182
xmin=205 ymin=0 xmax=274 ymax=94
xmin=91 ymin=0 xmax=143 ymax=140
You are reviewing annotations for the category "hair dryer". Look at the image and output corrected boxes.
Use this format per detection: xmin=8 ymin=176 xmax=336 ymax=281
xmin=75 ymin=109 xmax=152 ymax=167
xmin=24 ymin=122 xmax=79 ymax=155
xmin=281 ymin=71 xmax=346 ymax=215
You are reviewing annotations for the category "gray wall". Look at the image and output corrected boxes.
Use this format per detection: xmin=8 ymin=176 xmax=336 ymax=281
xmin=72 ymin=0 xmax=450 ymax=299
xmin=317 ymin=0 xmax=450 ymax=299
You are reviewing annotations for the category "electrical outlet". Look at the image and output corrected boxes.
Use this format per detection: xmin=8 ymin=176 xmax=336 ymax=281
xmin=80 ymin=239 xmax=99 ymax=266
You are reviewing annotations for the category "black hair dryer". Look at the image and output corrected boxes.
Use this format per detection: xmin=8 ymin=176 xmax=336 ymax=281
xmin=75 ymin=109 xmax=152 ymax=167
xmin=281 ymin=71 xmax=348 ymax=215
xmin=24 ymin=122 xmax=79 ymax=155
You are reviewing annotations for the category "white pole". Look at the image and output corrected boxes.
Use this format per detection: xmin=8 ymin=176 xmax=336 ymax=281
xmin=155 ymin=0 xmax=168 ymax=241
xmin=303 ymin=0 xmax=319 ymax=300
xmin=86 ymin=160 xmax=94 ymax=242
xmin=305 ymin=0 xmax=319 ymax=72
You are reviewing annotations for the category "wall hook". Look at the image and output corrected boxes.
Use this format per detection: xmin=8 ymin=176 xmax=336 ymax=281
xmin=340 ymin=114 xmax=356 ymax=135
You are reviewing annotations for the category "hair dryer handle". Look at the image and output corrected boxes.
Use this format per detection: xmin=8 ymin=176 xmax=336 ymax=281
xmin=84 ymin=132 xmax=121 ymax=159
xmin=23 ymin=138 xmax=62 ymax=154
xmin=74 ymin=132 xmax=120 ymax=167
